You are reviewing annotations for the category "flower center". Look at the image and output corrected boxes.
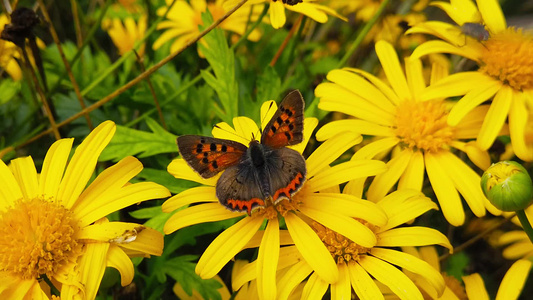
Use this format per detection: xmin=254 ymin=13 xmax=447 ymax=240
xmin=395 ymin=100 xmax=455 ymax=152
xmin=479 ymin=28 xmax=533 ymax=90
xmin=0 ymin=198 xmax=82 ymax=280
xmin=311 ymin=220 xmax=378 ymax=264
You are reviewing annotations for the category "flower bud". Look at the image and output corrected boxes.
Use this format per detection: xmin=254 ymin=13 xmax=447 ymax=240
xmin=481 ymin=161 xmax=533 ymax=211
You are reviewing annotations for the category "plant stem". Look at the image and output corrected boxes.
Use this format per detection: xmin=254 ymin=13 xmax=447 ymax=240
xmin=517 ymin=209 xmax=533 ymax=243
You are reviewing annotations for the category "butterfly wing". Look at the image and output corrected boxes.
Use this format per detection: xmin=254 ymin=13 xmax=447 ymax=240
xmin=216 ymin=162 xmax=266 ymax=214
xmin=261 ymin=90 xmax=305 ymax=148
xmin=266 ymin=147 xmax=306 ymax=203
xmin=177 ymin=135 xmax=247 ymax=179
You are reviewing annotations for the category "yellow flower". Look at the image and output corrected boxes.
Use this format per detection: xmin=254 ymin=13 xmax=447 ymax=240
xmin=315 ymin=40 xmax=501 ymax=226
xmin=408 ymin=0 xmax=533 ymax=162
xmin=0 ymin=14 xmax=22 ymax=81
xmin=102 ymin=15 xmax=147 ymax=56
xmin=462 ymin=259 xmax=532 ymax=299
xmin=153 ymin=0 xmax=262 ymax=54
xmin=164 ymin=99 xmax=387 ymax=299
xmin=233 ymin=190 xmax=452 ymax=299
xmin=225 ymin=0 xmax=346 ymax=29
xmin=0 ymin=121 xmax=170 ymax=299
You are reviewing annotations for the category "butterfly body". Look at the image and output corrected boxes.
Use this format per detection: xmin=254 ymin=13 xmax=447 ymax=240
xmin=177 ymin=90 xmax=307 ymax=214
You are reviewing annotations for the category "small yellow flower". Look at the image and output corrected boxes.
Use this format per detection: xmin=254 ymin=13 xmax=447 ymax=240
xmin=102 ymin=15 xmax=147 ymax=56
xmin=154 ymin=0 xmax=263 ymax=54
xmin=226 ymin=0 xmax=346 ymax=29
xmin=0 ymin=121 xmax=170 ymax=299
xmin=164 ymin=99 xmax=387 ymax=299
xmin=315 ymin=40 xmax=500 ymax=226
xmin=233 ymin=190 xmax=452 ymax=299
xmin=408 ymin=0 xmax=533 ymax=162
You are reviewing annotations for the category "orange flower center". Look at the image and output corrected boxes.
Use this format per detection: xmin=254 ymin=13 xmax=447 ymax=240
xmin=0 ymin=198 xmax=82 ymax=280
xmin=311 ymin=220 xmax=378 ymax=265
xmin=480 ymin=28 xmax=533 ymax=90
xmin=395 ymin=100 xmax=455 ymax=152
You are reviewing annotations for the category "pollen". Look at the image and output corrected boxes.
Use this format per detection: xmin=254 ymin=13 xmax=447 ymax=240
xmin=479 ymin=28 xmax=533 ymax=90
xmin=395 ymin=100 xmax=455 ymax=152
xmin=311 ymin=222 xmax=371 ymax=265
xmin=0 ymin=198 xmax=82 ymax=280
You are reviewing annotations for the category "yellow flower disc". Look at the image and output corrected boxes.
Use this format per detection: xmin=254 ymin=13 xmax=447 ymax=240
xmin=480 ymin=28 xmax=533 ymax=90
xmin=0 ymin=198 xmax=82 ymax=279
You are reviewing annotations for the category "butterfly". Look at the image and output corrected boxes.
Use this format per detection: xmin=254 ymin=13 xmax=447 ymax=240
xmin=177 ymin=90 xmax=307 ymax=215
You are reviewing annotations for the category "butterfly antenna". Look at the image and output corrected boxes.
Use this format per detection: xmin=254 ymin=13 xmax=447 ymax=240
xmin=258 ymin=101 xmax=275 ymax=135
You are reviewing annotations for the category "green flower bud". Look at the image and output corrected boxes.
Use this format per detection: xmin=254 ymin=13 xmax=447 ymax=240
xmin=481 ymin=161 xmax=533 ymax=211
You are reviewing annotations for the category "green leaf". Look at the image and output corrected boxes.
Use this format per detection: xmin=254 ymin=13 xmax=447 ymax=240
xmin=129 ymin=206 xmax=171 ymax=234
xmin=256 ymin=65 xmax=281 ymax=103
xmin=198 ymin=11 xmax=239 ymax=123
xmin=99 ymin=118 xmax=177 ymax=162
xmin=0 ymin=79 xmax=20 ymax=105
xmin=162 ymin=256 xmax=224 ymax=300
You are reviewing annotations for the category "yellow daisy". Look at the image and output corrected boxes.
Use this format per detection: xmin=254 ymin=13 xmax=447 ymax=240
xmin=102 ymin=15 xmax=147 ymax=56
xmin=462 ymin=259 xmax=532 ymax=299
xmin=407 ymin=0 xmax=533 ymax=162
xmin=315 ymin=40 xmax=501 ymax=227
xmin=0 ymin=121 xmax=170 ymax=299
xmin=0 ymin=13 xmax=22 ymax=81
xmin=153 ymin=0 xmax=263 ymax=54
xmin=225 ymin=0 xmax=346 ymax=29
xmin=233 ymin=190 xmax=452 ymax=299
xmin=164 ymin=99 xmax=387 ymax=299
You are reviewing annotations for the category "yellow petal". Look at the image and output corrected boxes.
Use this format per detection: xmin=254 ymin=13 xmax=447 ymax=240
xmin=77 ymin=242 xmax=110 ymax=300
xmin=164 ymin=203 xmax=241 ymax=234
xmin=496 ymin=259 xmax=532 ymax=300
xmin=79 ymin=222 xmax=145 ymax=241
xmin=509 ymin=93 xmax=533 ymax=161
xmin=196 ymin=216 xmax=263 ymax=278
xmin=344 ymin=67 xmax=401 ymax=106
xmin=422 ymin=72 xmax=496 ymax=103
xmin=73 ymin=156 xmax=143 ymax=213
xmin=316 ymin=83 xmax=395 ymax=126
xmin=0 ymin=159 xmax=23 ymax=210
xmin=438 ymin=152 xmax=486 ymax=217
xmin=305 ymin=131 xmax=361 ymax=177
xmin=502 ymin=242 xmax=533 ymax=260
xmin=407 ymin=21 xmax=470 ymax=47
xmin=286 ymin=3 xmax=328 ymax=23
xmin=325 ymin=69 xmax=396 ymax=114
xmin=58 ymin=120 xmax=116 ymax=209
xmin=119 ymin=227 xmax=164 ymax=256
xmin=411 ymin=40 xmax=481 ymax=62
xmin=447 ymin=79 xmax=501 ymax=126
xmin=308 ymin=159 xmax=386 ymax=192
xmin=315 ymin=120 xmax=394 ymax=141
xmin=298 ymin=206 xmax=376 ymax=247
xmin=477 ymin=0 xmax=506 ymax=33
xmin=39 ymin=138 xmax=73 ymax=198
xmin=359 ymin=255 xmax=423 ymax=300
xmin=351 ymin=137 xmax=399 ymax=160
xmin=377 ymin=227 xmax=453 ymax=251
xmin=270 ymin=2 xmax=286 ymax=29
xmin=243 ymin=230 xmax=293 ymax=249
xmin=301 ymin=273 xmax=329 ymax=300
xmin=233 ymin=116 xmax=259 ymax=143
xmin=432 ymin=0 xmax=481 ymax=25
xmin=425 ymin=152 xmax=465 ymax=226
xmin=106 ymin=245 xmax=134 ymax=286
xmin=75 ymin=182 xmax=170 ymax=227
xmin=257 ymin=218 xmax=280 ymax=300
xmin=376 ymin=41 xmax=411 ymax=101
xmin=277 ymin=261 xmax=313 ymax=299
xmin=285 ymin=213 xmax=338 ymax=283
xmin=405 ymin=57 xmax=425 ymax=96
xmin=348 ymin=263 xmax=384 ymax=300
xmin=367 ymin=149 xmax=413 ymax=202
xmin=162 ymin=186 xmax=218 ymax=212
xmin=463 ymin=273 xmax=489 ymax=300
xmin=290 ymin=117 xmax=318 ymax=154
xmin=331 ymin=263 xmax=351 ymax=300
xmin=398 ymin=150 xmax=424 ymax=191
xmin=10 ymin=156 xmax=38 ymax=200
xmin=477 ymin=86 xmax=512 ymax=150
xmin=371 ymin=248 xmax=445 ymax=297
xmin=167 ymin=159 xmax=218 ymax=186
xmin=378 ymin=192 xmax=438 ymax=231
xmin=304 ymin=193 xmax=388 ymax=227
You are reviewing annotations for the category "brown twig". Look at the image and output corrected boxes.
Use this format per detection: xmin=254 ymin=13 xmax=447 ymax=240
xmin=439 ymin=215 xmax=514 ymax=261
xmin=269 ymin=15 xmax=303 ymax=67
xmin=69 ymin=0 xmax=83 ymax=48
xmin=133 ymin=49 xmax=167 ymax=130
xmin=37 ymin=0 xmax=94 ymax=130
xmin=15 ymin=0 xmax=249 ymax=149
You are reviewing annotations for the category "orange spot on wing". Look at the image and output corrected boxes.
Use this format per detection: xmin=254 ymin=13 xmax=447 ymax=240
xmin=273 ymin=173 xmax=304 ymax=203
xmin=226 ymin=198 xmax=265 ymax=215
